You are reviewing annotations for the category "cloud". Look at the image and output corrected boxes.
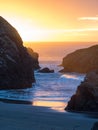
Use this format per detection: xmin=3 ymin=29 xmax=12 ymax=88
xmin=39 ymin=28 xmax=98 ymax=33
xmin=78 ymin=17 xmax=98 ymax=21
xmin=62 ymin=28 xmax=98 ymax=33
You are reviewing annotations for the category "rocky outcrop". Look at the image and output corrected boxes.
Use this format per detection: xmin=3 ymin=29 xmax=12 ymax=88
xmin=61 ymin=45 xmax=98 ymax=73
xmin=65 ymin=70 xmax=98 ymax=112
xmin=27 ymin=48 xmax=40 ymax=70
xmin=0 ymin=16 xmax=35 ymax=89
xmin=38 ymin=67 xmax=54 ymax=73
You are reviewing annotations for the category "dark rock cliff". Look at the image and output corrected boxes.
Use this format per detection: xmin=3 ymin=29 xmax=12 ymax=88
xmin=27 ymin=48 xmax=40 ymax=70
xmin=61 ymin=45 xmax=98 ymax=73
xmin=65 ymin=70 xmax=98 ymax=112
xmin=0 ymin=16 xmax=35 ymax=89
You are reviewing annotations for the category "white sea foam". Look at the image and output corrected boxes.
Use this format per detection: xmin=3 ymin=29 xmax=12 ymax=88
xmin=58 ymin=73 xmax=84 ymax=90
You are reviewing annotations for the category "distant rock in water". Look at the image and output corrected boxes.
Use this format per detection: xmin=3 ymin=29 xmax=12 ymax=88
xmin=38 ymin=67 xmax=54 ymax=73
xmin=0 ymin=16 xmax=35 ymax=89
xmin=27 ymin=48 xmax=40 ymax=70
xmin=60 ymin=45 xmax=98 ymax=73
xmin=65 ymin=70 xmax=98 ymax=112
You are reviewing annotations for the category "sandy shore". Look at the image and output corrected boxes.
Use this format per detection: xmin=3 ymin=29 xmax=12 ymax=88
xmin=0 ymin=102 xmax=97 ymax=130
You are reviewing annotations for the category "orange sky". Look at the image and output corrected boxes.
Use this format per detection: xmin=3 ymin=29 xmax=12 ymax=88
xmin=0 ymin=0 xmax=98 ymax=42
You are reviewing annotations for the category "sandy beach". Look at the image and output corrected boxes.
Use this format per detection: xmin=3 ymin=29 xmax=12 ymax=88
xmin=0 ymin=101 xmax=97 ymax=130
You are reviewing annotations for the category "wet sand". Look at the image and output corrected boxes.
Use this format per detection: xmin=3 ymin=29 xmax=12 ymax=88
xmin=0 ymin=101 xmax=97 ymax=130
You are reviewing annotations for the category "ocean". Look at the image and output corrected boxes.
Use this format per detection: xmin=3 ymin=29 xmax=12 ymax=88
xmin=0 ymin=41 xmax=95 ymax=111
xmin=24 ymin=41 xmax=96 ymax=61
xmin=0 ymin=60 xmax=85 ymax=111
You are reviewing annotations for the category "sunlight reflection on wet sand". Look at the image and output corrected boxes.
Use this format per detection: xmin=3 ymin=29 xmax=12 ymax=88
xmin=33 ymin=101 xmax=67 ymax=112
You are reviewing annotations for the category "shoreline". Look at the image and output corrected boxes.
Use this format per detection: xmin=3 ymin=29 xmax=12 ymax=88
xmin=0 ymin=101 xmax=97 ymax=130
xmin=0 ymin=97 xmax=33 ymax=104
xmin=0 ymin=98 xmax=98 ymax=116
xmin=0 ymin=97 xmax=98 ymax=116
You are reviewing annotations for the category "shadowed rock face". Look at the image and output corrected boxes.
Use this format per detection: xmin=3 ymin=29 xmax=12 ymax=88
xmin=61 ymin=45 xmax=98 ymax=73
xmin=0 ymin=16 xmax=35 ymax=89
xmin=65 ymin=70 xmax=98 ymax=112
xmin=27 ymin=48 xmax=40 ymax=70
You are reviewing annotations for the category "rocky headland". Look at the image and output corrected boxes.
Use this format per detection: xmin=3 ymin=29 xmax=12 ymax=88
xmin=60 ymin=45 xmax=98 ymax=73
xmin=0 ymin=16 xmax=38 ymax=89
xmin=65 ymin=70 xmax=98 ymax=112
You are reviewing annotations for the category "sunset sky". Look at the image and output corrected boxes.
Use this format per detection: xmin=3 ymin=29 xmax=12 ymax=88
xmin=0 ymin=0 xmax=98 ymax=42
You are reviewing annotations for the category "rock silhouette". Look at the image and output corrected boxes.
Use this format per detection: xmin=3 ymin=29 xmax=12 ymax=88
xmin=65 ymin=70 xmax=98 ymax=112
xmin=0 ymin=16 xmax=35 ymax=89
xmin=38 ymin=67 xmax=54 ymax=73
xmin=61 ymin=45 xmax=98 ymax=73
xmin=27 ymin=48 xmax=40 ymax=70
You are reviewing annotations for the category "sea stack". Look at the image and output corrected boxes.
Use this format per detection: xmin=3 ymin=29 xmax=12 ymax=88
xmin=0 ymin=16 xmax=35 ymax=89
xmin=60 ymin=45 xmax=98 ymax=73
xmin=38 ymin=67 xmax=54 ymax=73
xmin=65 ymin=70 xmax=98 ymax=112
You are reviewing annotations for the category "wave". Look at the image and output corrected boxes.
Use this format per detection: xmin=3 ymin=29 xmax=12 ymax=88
xmin=0 ymin=61 xmax=85 ymax=110
xmin=57 ymin=73 xmax=85 ymax=91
